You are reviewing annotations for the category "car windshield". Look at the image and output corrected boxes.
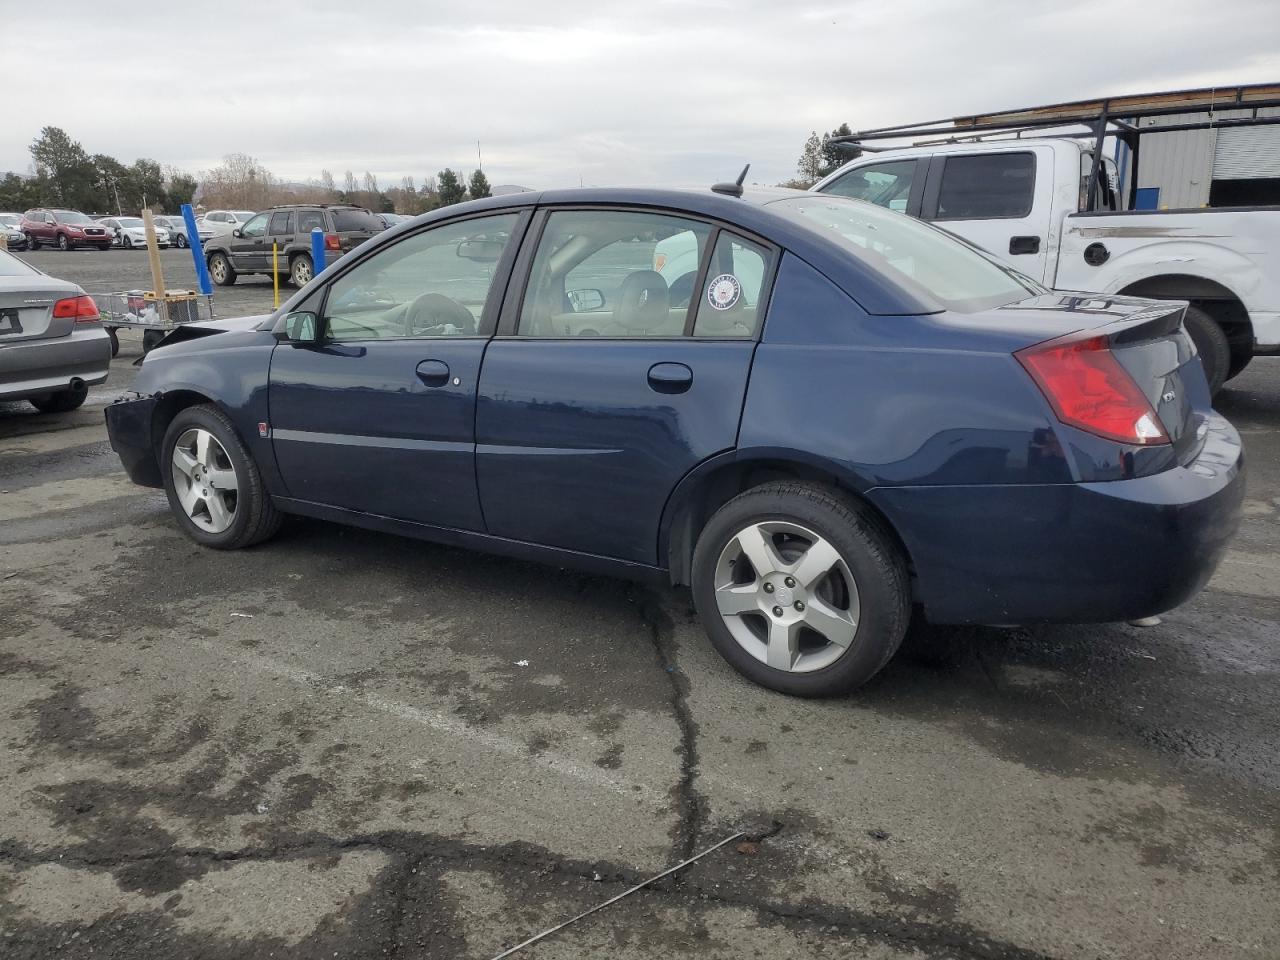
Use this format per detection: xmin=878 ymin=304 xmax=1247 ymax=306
xmin=53 ymin=210 xmax=96 ymax=225
xmin=0 ymin=250 xmax=39 ymax=276
xmin=0 ymin=214 xmax=20 ymax=226
xmin=333 ymin=208 xmax=383 ymax=232
xmin=766 ymin=196 xmax=1044 ymax=313
xmin=118 ymin=217 xmax=144 ymax=228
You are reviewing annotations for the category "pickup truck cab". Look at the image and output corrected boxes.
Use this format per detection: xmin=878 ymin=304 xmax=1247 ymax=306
xmin=813 ymin=137 xmax=1280 ymax=392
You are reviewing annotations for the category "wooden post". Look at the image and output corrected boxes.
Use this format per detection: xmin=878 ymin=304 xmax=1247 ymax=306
xmin=142 ymin=210 xmax=167 ymax=305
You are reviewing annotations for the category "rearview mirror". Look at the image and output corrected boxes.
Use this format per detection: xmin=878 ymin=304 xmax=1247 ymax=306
xmin=567 ymin=288 xmax=605 ymax=312
xmin=285 ymin=310 xmax=322 ymax=345
xmin=456 ymin=239 xmax=505 ymax=263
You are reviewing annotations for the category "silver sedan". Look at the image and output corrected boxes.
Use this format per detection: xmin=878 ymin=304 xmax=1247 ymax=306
xmin=0 ymin=251 xmax=111 ymax=412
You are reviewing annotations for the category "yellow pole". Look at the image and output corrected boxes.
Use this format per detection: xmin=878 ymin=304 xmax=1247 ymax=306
xmin=272 ymin=243 xmax=280 ymax=308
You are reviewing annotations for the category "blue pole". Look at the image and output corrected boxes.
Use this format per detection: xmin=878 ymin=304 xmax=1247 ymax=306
xmin=181 ymin=203 xmax=213 ymax=295
xmin=310 ymin=228 xmax=326 ymax=280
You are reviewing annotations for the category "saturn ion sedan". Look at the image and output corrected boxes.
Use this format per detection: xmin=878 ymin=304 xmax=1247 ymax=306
xmin=104 ymin=186 xmax=1243 ymax=696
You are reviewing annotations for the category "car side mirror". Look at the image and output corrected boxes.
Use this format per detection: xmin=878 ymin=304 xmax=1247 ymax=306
xmin=456 ymin=239 xmax=505 ymax=263
xmin=232 ymin=228 xmax=243 ymax=238
xmin=285 ymin=310 xmax=323 ymax=345
xmin=567 ymin=288 xmax=605 ymax=312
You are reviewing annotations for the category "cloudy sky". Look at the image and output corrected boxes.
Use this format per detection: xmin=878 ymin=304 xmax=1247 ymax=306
xmin=4 ymin=0 xmax=1279 ymax=191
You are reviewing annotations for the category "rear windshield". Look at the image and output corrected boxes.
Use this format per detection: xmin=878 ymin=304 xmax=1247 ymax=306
xmin=332 ymin=208 xmax=383 ymax=232
xmin=53 ymin=210 xmax=95 ymax=225
xmin=766 ymin=196 xmax=1043 ymax=313
xmin=0 ymin=251 xmax=39 ymax=276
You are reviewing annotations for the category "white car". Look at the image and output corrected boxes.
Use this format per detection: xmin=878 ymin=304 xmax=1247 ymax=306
xmin=196 ymin=210 xmax=257 ymax=243
xmin=99 ymin=217 xmax=171 ymax=250
xmin=0 ymin=213 xmax=27 ymax=250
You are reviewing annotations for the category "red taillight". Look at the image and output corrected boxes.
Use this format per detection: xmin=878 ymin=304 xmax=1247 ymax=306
xmin=1015 ymin=332 xmax=1168 ymax=445
xmin=324 ymin=233 xmax=341 ymax=251
xmin=52 ymin=295 xmax=101 ymax=323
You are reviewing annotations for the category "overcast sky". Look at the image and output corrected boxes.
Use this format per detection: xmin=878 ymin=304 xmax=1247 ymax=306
xmin=4 ymin=0 xmax=1279 ymax=191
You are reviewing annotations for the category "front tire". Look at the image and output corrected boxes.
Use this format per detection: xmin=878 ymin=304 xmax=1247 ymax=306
xmin=176 ymin=234 xmax=188 ymax=249
xmin=57 ymin=233 xmax=70 ymax=251
xmin=208 ymin=252 xmax=237 ymax=286
xmin=691 ymin=482 xmax=910 ymax=697
xmin=29 ymin=383 xmax=88 ymax=413
xmin=1183 ymin=305 xmax=1229 ymax=395
xmin=161 ymin=404 xmax=282 ymax=549
xmin=122 ymin=234 xmax=134 ymax=250
xmin=25 ymin=233 xmax=38 ymax=250
xmin=290 ymin=254 xmax=313 ymax=287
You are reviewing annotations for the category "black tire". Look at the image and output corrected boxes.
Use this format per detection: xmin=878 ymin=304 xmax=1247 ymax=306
xmin=29 ymin=382 xmax=88 ymax=413
xmin=176 ymin=234 xmax=188 ymax=249
xmin=691 ymin=481 xmax=910 ymax=697
xmin=1183 ymin=305 xmax=1229 ymax=396
xmin=1226 ymin=342 xmax=1253 ymax=382
xmin=107 ymin=327 xmax=119 ymax=357
xmin=161 ymin=404 xmax=283 ymax=550
xmin=25 ymin=233 xmax=38 ymax=250
xmin=122 ymin=234 xmax=133 ymax=250
xmin=208 ymin=252 xmax=237 ymax=286
xmin=57 ymin=233 xmax=70 ymax=251
xmin=290 ymin=254 xmax=313 ymax=288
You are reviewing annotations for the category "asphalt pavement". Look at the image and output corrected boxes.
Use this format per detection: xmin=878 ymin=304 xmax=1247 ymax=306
xmin=1 ymin=250 xmax=1278 ymax=959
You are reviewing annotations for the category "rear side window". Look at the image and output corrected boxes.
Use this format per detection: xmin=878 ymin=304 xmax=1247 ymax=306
xmin=935 ymin=153 xmax=1035 ymax=220
xmin=823 ymin=160 xmax=917 ymax=213
xmin=332 ymin=208 xmax=382 ymax=232
xmin=692 ymin=233 xmax=770 ymax=338
xmin=268 ymin=211 xmax=294 ymax=235
xmin=297 ymin=210 xmax=325 ymax=233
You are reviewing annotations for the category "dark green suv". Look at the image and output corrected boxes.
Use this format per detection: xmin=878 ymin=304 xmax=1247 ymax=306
xmin=204 ymin=204 xmax=385 ymax=287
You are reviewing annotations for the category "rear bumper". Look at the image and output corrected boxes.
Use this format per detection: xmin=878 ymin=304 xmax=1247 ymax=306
xmin=0 ymin=327 xmax=111 ymax=400
xmin=868 ymin=413 xmax=1245 ymax=624
xmin=104 ymin=394 xmax=163 ymax=488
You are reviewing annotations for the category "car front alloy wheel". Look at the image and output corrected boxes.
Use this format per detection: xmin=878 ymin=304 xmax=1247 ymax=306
xmin=171 ymin=427 xmax=239 ymax=535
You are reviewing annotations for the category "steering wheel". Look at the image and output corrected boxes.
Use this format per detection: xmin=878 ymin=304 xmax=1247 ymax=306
xmin=403 ymin=293 xmax=476 ymax=337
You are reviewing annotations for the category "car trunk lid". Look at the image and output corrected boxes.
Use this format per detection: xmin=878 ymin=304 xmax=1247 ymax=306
xmin=0 ymin=276 xmax=85 ymax=342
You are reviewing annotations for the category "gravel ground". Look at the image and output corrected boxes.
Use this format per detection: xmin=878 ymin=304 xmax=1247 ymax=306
xmin=1 ymin=250 xmax=1278 ymax=959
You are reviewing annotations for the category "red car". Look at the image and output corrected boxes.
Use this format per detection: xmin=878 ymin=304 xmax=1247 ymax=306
xmin=21 ymin=208 xmax=113 ymax=251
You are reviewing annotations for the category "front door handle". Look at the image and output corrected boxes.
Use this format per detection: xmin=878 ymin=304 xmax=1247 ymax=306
xmin=1009 ymin=235 xmax=1041 ymax=255
xmin=647 ymin=362 xmax=693 ymax=394
xmin=416 ymin=359 xmax=450 ymax=387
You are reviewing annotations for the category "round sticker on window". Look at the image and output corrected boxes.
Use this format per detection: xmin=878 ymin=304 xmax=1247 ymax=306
xmin=706 ymin=273 xmax=741 ymax=311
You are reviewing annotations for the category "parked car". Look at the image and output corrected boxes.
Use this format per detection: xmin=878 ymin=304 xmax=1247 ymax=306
xmin=104 ymin=187 xmax=1243 ymax=697
xmin=378 ymin=212 xmax=408 ymax=228
xmin=154 ymin=215 xmax=191 ymax=248
xmin=99 ymin=216 xmax=171 ymax=250
xmin=21 ymin=208 xmax=113 ymax=251
xmin=202 ymin=204 xmax=384 ymax=288
xmin=0 ymin=248 xmax=111 ymax=411
xmin=195 ymin=210 xmax=257 ymax=243
xmin=0 ymin=213 xmax=27 ymax=250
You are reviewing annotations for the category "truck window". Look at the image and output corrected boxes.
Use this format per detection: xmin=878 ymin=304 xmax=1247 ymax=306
xmin=823 ymin=160 xmax=916 ymax=213
xmin=935 ymin=153 xmax=1035 ymax=220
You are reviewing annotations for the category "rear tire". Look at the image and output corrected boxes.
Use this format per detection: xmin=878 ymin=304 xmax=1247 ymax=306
xmin=161 ymin=404 xmax=282 ymax=550
xmin=209 ymin=252 xmax=237 ymax=286
xmin=1183 ymin=305 xmax=1229 ymax=395
xmin=176 ymin=234 xmax=188 ymax=249
xmin=29 ymin=383 xmax=88 ymax=413
xmin=107 ymin=327 xmax=119 ymax=357
xmin=691 ymin=481 xmax=910 ymax=697
xmin=290 ymin=254 xmax=313 ymax=287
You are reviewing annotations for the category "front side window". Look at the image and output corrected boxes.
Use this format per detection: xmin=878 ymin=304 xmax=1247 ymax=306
xmin=323 ymin=213 xmax=518 ymax=341
xmin=935 ymin=152 xmax=1036 ymax=220
xmin=241 ymin=214 xmax=268 ymax=238
xmin=519 ymin=210 xmax=710 ymax=337
xmin=823 ymin=160 xmax=917 ymax=213
xmin=770 ymin=195 xmax=1042 ymax=312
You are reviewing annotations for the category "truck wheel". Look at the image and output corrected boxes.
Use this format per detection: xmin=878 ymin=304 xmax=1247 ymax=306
xmin=1183 ymin=306 xmax=1228 ymax=395
xmin=57 ymin=233 xmax=70 ymax=251
xmin=691 ymin=481 xmax=910 ymax=697
xmin=208 ymin=252 xmax=237 ymax=286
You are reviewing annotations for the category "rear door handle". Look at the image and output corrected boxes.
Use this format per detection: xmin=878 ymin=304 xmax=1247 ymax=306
xmin=647 ymin=362 xmax=693 ymax=394
xmin=1009 ymin=235 xmax=1041 ymax=255
xmin=415 ymin=359 xmax=450 ymax=387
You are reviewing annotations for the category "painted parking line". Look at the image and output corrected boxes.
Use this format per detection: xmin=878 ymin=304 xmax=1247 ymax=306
xmin=1209 ymin=550 xmax=1280 ymax=600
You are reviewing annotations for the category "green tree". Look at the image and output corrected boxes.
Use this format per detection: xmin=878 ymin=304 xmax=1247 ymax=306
xmin=795 ymin=131 xmax=823 ymax=187
xmin=468 ymin=169 xmax=491 ymax=200
xmin=128 ymin=158 xmax=166 ymax=210
xmin=30 ymin=126 xmax=99 ymax=209
xmin=437 ymin=168 xmax=467 ymax=206
xmin=0 ymin=172 xmax=42 ymax=211
xmin=91 ymin=154 xmax=131 ymax=213
xmin=820 ymin=123 xmax=858 ymax=177
xmin=165 ymin=169 xmax=198 ymax=210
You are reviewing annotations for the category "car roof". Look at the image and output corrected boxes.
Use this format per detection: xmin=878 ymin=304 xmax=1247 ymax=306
xmin=386 ymin=186 xmax=933 ymax=315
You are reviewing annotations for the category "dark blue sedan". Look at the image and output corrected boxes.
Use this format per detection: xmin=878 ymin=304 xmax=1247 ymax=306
xmin=105 ymin=187 xmax=1244 ymax=696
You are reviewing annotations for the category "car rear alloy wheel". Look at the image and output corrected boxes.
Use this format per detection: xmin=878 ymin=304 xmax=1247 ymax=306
xmin=208 ymin=253 xmax=236 ymax=286
xmin=692 ymin=482 xmax=909 ymax=696
xmin=162 ymin=405 xmax=281 ymax=548
xmin=176 ymin=234 xmax=188 ymax=248
xmin=290 ymin=254 xmax=313 ymax=287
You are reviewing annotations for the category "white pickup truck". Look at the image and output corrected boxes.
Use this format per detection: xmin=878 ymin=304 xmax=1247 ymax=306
xmin=807 ymin=135 xmax=1279 ymax=393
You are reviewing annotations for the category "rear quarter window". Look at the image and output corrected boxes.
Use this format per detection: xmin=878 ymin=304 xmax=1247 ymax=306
xmin=332 ymin=209 xmax=382 ymax=232
xmin=934 ymin=152 xmax=1036 ymax=220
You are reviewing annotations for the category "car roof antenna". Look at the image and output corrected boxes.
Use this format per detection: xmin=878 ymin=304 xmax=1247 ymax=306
xmin=711 ymin=164 xmax=750 ymax=198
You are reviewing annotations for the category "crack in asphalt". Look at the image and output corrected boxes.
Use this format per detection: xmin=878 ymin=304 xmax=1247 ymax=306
xmin=632 ymin=586 xmax=707 ymax=861
xmin=0 ymin=832 xmax=1055 ymax=960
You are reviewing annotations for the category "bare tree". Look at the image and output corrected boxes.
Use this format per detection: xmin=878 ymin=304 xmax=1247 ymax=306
xmin=320 ymin=168 xmax=337 ymax=200
xmin=198 ymin=153 xmax=276 ymax=209
xmin=343 ymin=170 xmax=357 ymax=199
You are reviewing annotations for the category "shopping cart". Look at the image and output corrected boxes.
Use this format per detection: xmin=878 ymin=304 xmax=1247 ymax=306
xmin=94 ymin=290 xmax=216 ymax=354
